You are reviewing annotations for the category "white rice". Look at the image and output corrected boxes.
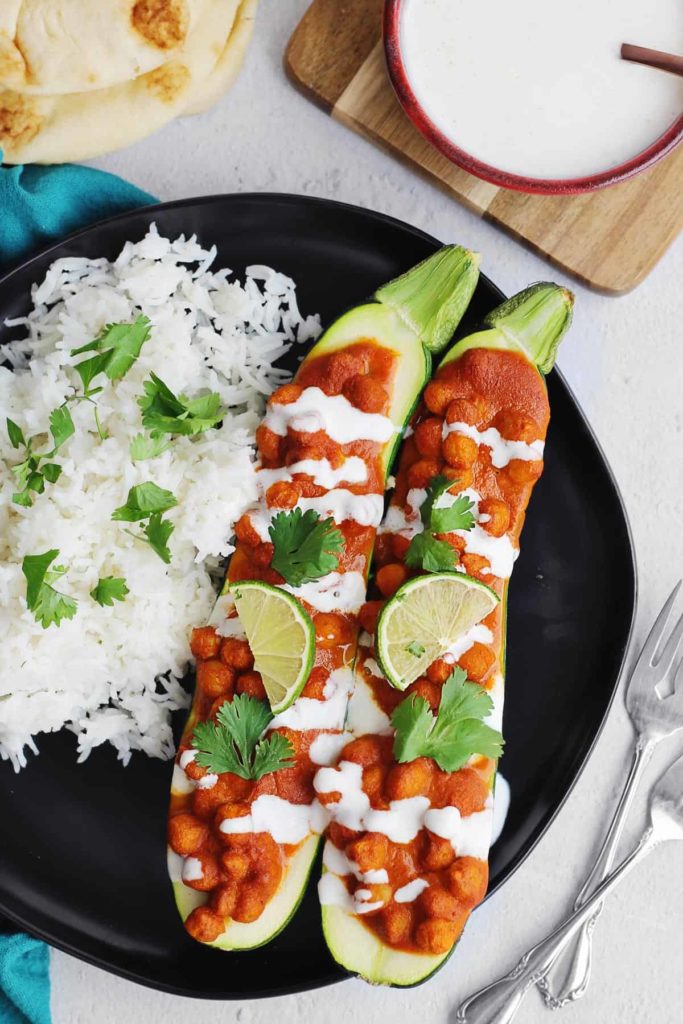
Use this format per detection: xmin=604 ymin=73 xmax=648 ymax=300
xmin=0 ymin=224 xmax=321 ymax=771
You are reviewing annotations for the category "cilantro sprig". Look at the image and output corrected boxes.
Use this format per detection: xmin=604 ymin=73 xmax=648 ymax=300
xmin=7 ymin=407 xmax=75 ymax=507
xmin=138 ymin=372 xmax=225 ymax=438
xmin=405 ymin=476 xmax=475 ymax=574
xmin=192 ymin=694 xmax=295 ymax=780
xmin=391 ymin=666 xmax=504 ymax=773
xmin=112 ymin=482 xmax=177 ymax=563
xmin=22 ymin=549 xmax=77 ymax=629
xmin=269 ymin=508 xmax=344 ymax=587
xmin=90 ymin=576 xmax=129 ymax=606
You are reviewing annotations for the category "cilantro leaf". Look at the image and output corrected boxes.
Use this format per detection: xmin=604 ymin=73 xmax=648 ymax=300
xmin=22 ymin=549 xmax=78 ymax=629
xmin=71 ymin=316 xmax=151 ymax=386
xmin=41 ymin=463 xmax=62 ymax=484
xmin=192 ymin=694 xmax=294 ymax=780
xmin=6 ymin=418 xmax=25 ymax=449
xmin=111 ymin=482 xmax=177 ymax=522
xmin=144 ymin=512 xmax=174 ymax=563
xmin=49 ymin=405 xmax=75 ymax=451
xmin=90 ymin=576 xmax=129 ymax=606
xmin=405 ymin=532 xmax=458 ymax=573
xmin=137 ymin=372 xmax=225 ymax=437
xmin=431 ymin=493 xmax=476 ymax=535
xmin=419 ymin=475 xmax=453 ymax=526
xmin=130 ymin=432 xmax=171 ymax=461
xmin=269 ymin=508 xmax=344 ymax=587
xmin=391 ymin=666 xmax=504 ymax=772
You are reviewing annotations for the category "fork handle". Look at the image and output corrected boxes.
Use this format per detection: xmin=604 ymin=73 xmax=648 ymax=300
xmin=455 ymin=829 xmax=656 ymax=1024
xmin=538 ymin=735 xmax=655 ymax=1007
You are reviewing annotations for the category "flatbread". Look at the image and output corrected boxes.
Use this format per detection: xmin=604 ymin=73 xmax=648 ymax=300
xmin=182 ymin=0 xmax=257 ymax=116
xmin=0 ymin=0 xmax=213 ymax=95
xmin=0 ymin=0 xmax=239 ymax=164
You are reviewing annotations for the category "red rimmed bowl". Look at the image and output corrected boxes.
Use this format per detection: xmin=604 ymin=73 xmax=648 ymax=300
xmin=384 ymin=0 xmax=683 ymax=196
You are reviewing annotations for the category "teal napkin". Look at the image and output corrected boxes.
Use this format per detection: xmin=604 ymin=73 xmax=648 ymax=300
xmin=0 ymin=152 xmax=156 ymax=272
xmin=0 ymin=154 xmax=157 ymax=1022
xmin=0 ymin=934 xmax=50 ymax=1024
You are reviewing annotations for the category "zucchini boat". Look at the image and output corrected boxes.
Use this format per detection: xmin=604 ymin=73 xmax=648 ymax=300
xmin=315 ymin=283 xmax=574 ymax=985
xmin=166 ymin=245 xmax=480 ymax=949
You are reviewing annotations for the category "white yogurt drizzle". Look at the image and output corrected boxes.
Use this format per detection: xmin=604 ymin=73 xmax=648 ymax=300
xmin=491 ymin=774 xmax=511 ymax=846
xmin=309 ymin=730 xmax=355 ymax=766
xmin=249 ymin=490 xmax=384 ymax=539
xmin=182 ymin=857 xmax=204 ymax=882
xmin=282 ymin=571 xmax=367 ymax=614
xmin=263 ymin=387 xmax=396 ymax=444
xmin=394 ymin=878 xmax=429 ymax=903
xmin=271 ymin=667 xmax=354 ymax=732
xmin=318 ymin=872 xmax=384 ymax=915
xmin=443 ymin=623 xmax=494 ymax=664
xmin=257 ymin=456 xmax=368 ymax=491
xmin=323 ymin=840 xmax=389 ymax=884
xmin=424 ymin=797 xmax=494 ymax=860
xmin=345 ymin=673 xmax=392 ymax=735
xmin=219 ymin=795 xmax=329 ymax=845
xmin=443 ymin=421 xmax=544 ymax=469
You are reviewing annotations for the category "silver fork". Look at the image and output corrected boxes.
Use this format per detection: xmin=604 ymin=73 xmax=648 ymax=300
xmin=455 ymin=751 xmax=683 ymax=1023
xmin=538 ymin=580 xmax=683 ymax=1007
xmin=453 ymin=581 xmax=683 ymax=1023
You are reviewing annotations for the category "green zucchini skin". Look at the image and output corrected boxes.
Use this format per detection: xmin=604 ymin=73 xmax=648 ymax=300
xmin=320 ymin=284 xmax=574 ymax=986
xmin=169 ymin=248 xmax=480 ymax=952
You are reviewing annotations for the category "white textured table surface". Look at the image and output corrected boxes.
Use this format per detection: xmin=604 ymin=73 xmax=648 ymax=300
xmin=51 ymin=4 xmax=683 ymax=1022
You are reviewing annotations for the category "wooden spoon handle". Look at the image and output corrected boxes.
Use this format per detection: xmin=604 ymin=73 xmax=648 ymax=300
xmin=621 ymin=43 xmax=683 ymax=77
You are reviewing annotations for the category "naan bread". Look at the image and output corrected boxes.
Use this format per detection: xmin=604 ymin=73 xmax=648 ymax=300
xmin=0 ymin=0 xmax=240 ymax=163
xmin=0 ymin=0 xmax=213 ymax=95
xmin=183 ymin=0 xmax=256 ymax=116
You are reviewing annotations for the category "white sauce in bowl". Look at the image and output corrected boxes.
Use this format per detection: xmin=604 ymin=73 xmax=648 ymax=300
xmin=400 ymin=0 xmax=683 ymax=180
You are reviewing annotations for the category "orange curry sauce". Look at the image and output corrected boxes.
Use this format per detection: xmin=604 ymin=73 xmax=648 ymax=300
xmin=318 ymin=347 xmax=550 ymax=956
xmin=167 ymin=341 xmax=400 ymax=943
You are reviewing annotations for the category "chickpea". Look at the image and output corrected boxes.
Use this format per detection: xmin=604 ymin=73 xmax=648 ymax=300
xmin=265 ymin=480 xmax=300 ymax=509
xmin=406 ymin=678 xmax=441 ymax=711
xmin=391 ymin=533 xmax=411 ymax=560
xmin=505 ymin=459 xmax=543 ymax=485
xmin=478 ymin=497 xmax=510 ymax=537
xmin=236 ymin=671 xmax=267 ymax=700
xmin=209 ymin=695 xmax=230 ymax=721
xmin=376 ymin=562 xmax=409 ymax=598
xmin=494 ymin=408 xmax=540 ymax=442
xmin=385 ymin=758 xmax=433 ymax=800
xmin=373 ymin=533 xmax=394 ymax=566
xmin=327 ymin=822 xmax=357 ymax=848
xmin=355 ymin=882 xmax=392 ymax=913
xmin=359 ymin=600 xmax=382 ymax=635
xmin=445 ymin=397 xmax=488 ymax=427
xmin=414 ymin=417 xmax=443 ymax=458
xmin=419 ymin=886 xmax=463 ymax=922
xmin=363 ymin=764 xmax=387 ymax=806
xmin=211 ymin=881 xmax=239 ymax=918
xmin=234 ymin=514 xmax=261 ymax=547
xmin=302 ymin=666 xmax=327 ymax=699
xmin=461 ymin=553 xmax=490 ymax=579
xmin=269 ymin=382 xmax=302 ymax=406
xmin=447 ymin=857 xmax=488 ymax=907
xmin=421 ymin=831 xmax=456 ymax=871
xmin=343 ymin=374 xmax=388 ymax=414
xmin=184 ymin=906 xmax=224 ymax=943
xmin=315 ymin=612 xmax=354 ymax=649
xmin=168 ymin=813 xmax=208 ymax=856
xmin=442 ymin=768 xmax=489 ymax=816
xmin=190 ymin=626 xmax=221 ymax=661
xmin=343 ymin=735 xmax=384 ymax=766
xmin=233 ymin=883 xmax=266 ymax=924
xmin=414 ymin=918 xmax=460 ymax=955
xmin=219 ymin=850 xmax=250 ymax=883
xmin=458 ymin=643 xmax=496 ymax=684
xmin=183 ymin=851 xmax=221 ymax=892
xmin=255 ymin=424 xmax=283 ymax=463
xmin=220 ymin=638 xmax=254 ymax=672
xmin=346 ymin=832 xmax=389 ymax=871
xmin=426 ymin=658 xmax=452 ymax=685
xmin=407 ymin=458 xmax=440 ymax=490
xmin=424 ymin=379 xmax=459 ymax=417
xmin=381 ymin=903 xmax=413 ymax=946
xmin=442 ymin=466 xmax=473 ymax=491
xmin=442 ymin=432 xmax=478 ymax=470
xmin=197 ymin=659 xmax=235 ymax=699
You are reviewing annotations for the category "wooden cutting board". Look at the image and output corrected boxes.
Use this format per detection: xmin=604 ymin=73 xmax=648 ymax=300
xmin=285 ymin=0 xmax=683 ymax=294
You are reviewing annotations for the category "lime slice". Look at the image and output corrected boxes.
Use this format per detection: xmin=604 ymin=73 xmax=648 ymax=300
xmin=375 ymin=572 xmax=499 ymax=691
xmin=228 ymin=580 xmax=315 ymax=714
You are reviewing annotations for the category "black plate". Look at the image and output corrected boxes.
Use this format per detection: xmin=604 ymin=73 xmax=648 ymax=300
xmin=0 ymin=194 xmax=636 ymax=998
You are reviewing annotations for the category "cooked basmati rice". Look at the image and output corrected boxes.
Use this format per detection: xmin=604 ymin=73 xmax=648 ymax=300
xmin=0 ymin=224 xmax=321 ymax=771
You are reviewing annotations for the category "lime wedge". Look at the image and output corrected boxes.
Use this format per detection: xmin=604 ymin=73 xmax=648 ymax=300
xmin=375 ymin=572 xmax=499 ymax=691
xmin=228 ymin=580 xmax=315 ymax=714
